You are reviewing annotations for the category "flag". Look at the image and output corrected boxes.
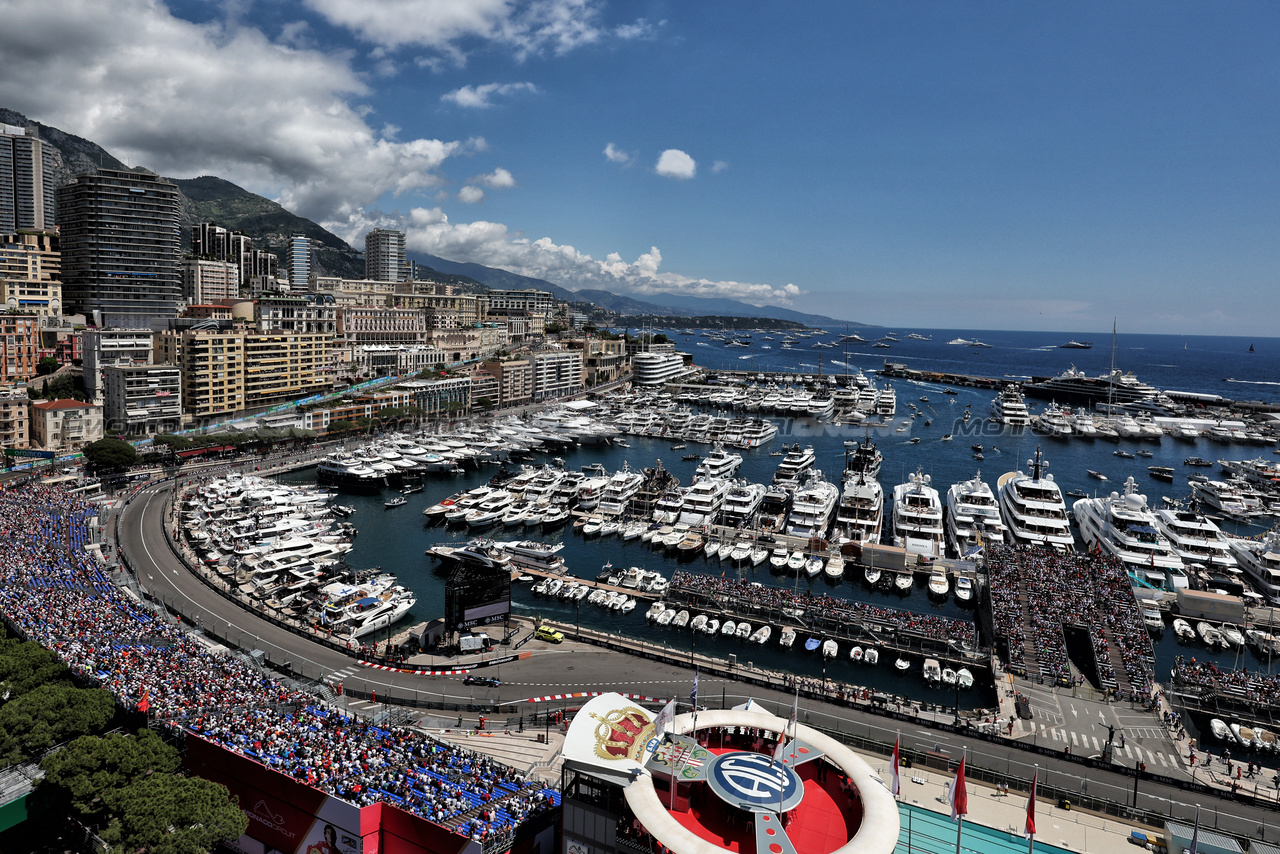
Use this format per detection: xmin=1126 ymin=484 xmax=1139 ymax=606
xmin=1024 ymin=771 xmax=1037 ymax=838
xmin=690 ymin=672 xmax=699 ymax=710
xmin=948 ymin=757 xmax=968 ymax=821
xmin=654 ymin=699 xmax=676 ymax=739
xmin=787 ymin=690 xmax=798 ymax=735
xmin=890 ymin=736 xmax=901 ymax=797
xmin=1187 ymin=806 xmax=1200 ymax=854
xmin=773 ymin=731 xmax=788 ymax=763
xmin=137 ymin=691 xmax=150 ymax=714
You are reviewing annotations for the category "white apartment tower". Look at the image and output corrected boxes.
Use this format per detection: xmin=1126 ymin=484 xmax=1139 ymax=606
xmin=365 ymin=228 xmax=407 ymax=282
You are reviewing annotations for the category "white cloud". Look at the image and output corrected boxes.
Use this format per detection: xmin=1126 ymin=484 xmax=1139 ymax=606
xmin=458 ymin=186 xmax=485 ymax=204
xmin=305 ymin=0 xmax=650 ymax=63
xmin=401 ymin=207 xmax=802 ymax=305
xmin=472 ymin=168 xmax=516 ymax=189
xmin=711 ymin=160 xmax=729 ymax=173
xmin=603 ymin=143 xmax=634 ymax=167
xmin=441 ymin=82 xmax=538 ymax=109
xmin=655 ymin=149 xmax=696 ymax=180
xmin=0 ymin=0 xmax=471 ymax=225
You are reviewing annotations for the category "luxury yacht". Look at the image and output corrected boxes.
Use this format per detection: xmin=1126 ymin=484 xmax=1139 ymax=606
xmin=990 ymin=385 xmax=1031 ymax=427
xmin=1228 ymin=532 xmax=1280 ymax=605
xmin=834 ymin=469 xmax=883 ymax=546
xmin=316 ymin=454 xmax=386 ymax=491
xmin=890 ymin=469 xmax=945 ymax=559
xmin=720 ymin=482 xmax=767 ymax=527
xmin=757 ymin=484 xmax=793 ymax=532
xmin=997 ymin=447 xmax=1074 ymax=550
xmin=1073 ymin=478 xmax=1187 ymax=585
xmin=1151 ymin=505 xmax=1238 ymax=573
xmin=772 ymin=443 xmax=816 ymax=484
xmin=875 ymin=385 xmax=897 ymax=417
xmin=598 ymin=464 xmax=645 ymax=516
xmin=678 ymin=478 xmax=732 ymax=526
xmin=843 ymin=436 xmax=883 ymax=480
xmin=784 ymin=470 xmax=840 ymax=540
xmin=944 ymin=471 xmax=1007 ymax=558
xmin=695 ymin=444 xmax=744 ymax=479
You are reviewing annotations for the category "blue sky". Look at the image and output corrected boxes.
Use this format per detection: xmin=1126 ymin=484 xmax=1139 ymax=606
xmin=1 ymin=0 xmax=1277 ymax=334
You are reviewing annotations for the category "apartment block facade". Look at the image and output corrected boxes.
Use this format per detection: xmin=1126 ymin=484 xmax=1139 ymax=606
xmin=0 ymin=314 xmax=39 ymax=382
xmin=364 ymin=228 xmax=407 ymax=282
xmin=337 ymin=306 xmax=430 ymax=346
xmin=481 ymin=357 xmax=533 ymax=408
xmin=82 ymin=328 xmax=155 ymax=399
xmin=0 ymin=387 xmax=29 ymax=449
xmin=30 ymin=399 xmax=103 ymax=452
xmin=180 ymin=258 xmax=240 ymax=303
xmin=0 ymin=231 xmax=61 ymax=318
xmin=530 ymin=349 xmax=584 ymax=401
xmin=0 ymin=124 xmax=57 ymax=232
xmin=102 ymin=363 xmax=182 ymax=436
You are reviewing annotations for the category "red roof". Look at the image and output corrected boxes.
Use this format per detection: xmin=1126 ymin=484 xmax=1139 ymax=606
xmin=32 ymin=399 xmax=97 ymax=411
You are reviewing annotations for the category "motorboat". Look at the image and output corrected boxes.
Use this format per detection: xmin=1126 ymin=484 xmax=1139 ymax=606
xmin=944 ymin=471 xmax=1007 ymax=558
xmin=956 ymin=668 xmax=974 ymax=689
xmin=1220 ymin=622 xmax=1245 ymax=648
xmin=821 ymin=639 xmax=839 ymax=659
xmin=804 ymin=637 xmax=821 ymax=653
xmin=721 ymin=620 xmax=737 ymax=636
xmin=384 ymin=495 xmax=407 ymax=509
xmin=787 ymin=550 xmax=806 ymax=573
xmin=656 ymin=609 xmax=676 ymax=626
xmin=690 ymin=614 xmax=708 ymax=632
xmin=864 ymin=567 xmax=882 ymax=585
xmin=779 ymin=627 xmax=796 ymax=648
xmin=673 ymin=610 xmax=690 ymax=627
xmin=1140 ymin=607 xmax=1164 ymax=632
xmin=769 ymin=545 xmax=790 ymax=569
xmin=735 ymin=622 xmax=752 ymax=639
xmin=702 ymin=618 xmax=720 ymax=635
xmin=864 ymin=647 xmax=879 ymax=666
xmin=941 ymin=667 xmax=958 ymax=686
xmin=646 ymin=601 xmax=666 ymax=621
xmin=923 ymin=658 xmax=942 ymax=684
xmin=894 ymin=657 xmax=910 ymax=672
xmin=824 ymin=552 xmax=845 ymax=579
xmin=1197 ymin=621 xmax=1227 ymax=649
xmin=849 ymin=645 xmax=864 ymax=662
xmin=1209 ymin=719 xmax=1233 ymax=742
xmin=890 ymin=469 xmax=944 ymax=559
xmin=806 ymin=556 xmax=824 ymax=577
xmin=954 ymin=575 xmax=974 ymax=604
xmin=1172 ymin=618 xmax=1196 ymax=640
xmin=894 ymin=572 xmax=913 ymax=592
xmin=749 ymin=625 xmax=772 ymax=644
xmin=927 ymin=571 xmax=949 ymax=598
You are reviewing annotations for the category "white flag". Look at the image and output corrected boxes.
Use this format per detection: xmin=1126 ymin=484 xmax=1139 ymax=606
xmin=653 ymin=699 xmax=676 ymax=739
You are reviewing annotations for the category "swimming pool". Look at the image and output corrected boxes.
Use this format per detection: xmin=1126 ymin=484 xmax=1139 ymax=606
xmin=895 ymin=804 xmax=1072 ymax=854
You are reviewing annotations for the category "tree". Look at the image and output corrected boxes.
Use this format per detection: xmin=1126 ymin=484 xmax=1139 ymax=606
xmin=38 ymin=730 xmax=181 ymax=826
xmin=104 ymin=774 xmax=247 ymax=854
xmin=36 ymin=356 xmax=59 ymax=376
xmin=0 ymin=635 xmax=73 ymax=700
xmin=0 ymin=683 xmax=116 ymax=766
xmin=81 ymin=437 xmax=138 ymax=471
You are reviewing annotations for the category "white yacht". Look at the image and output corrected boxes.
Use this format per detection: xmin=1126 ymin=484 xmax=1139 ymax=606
xmin=1151 ymin=505 xmax=1238 ymax=573
xmin=990 ymin=385 xmax=1031 ymax=426
xmin=720 ymin=482 xmax=767 ymax=527
xmin=678 ymin=478 xmax=732 ymax=526
xmin=997 ymin=447 xmax=1074 ymax=550
xmin=739 ymin=419 xmax=779 ymax=449
xmin=598 ymin=464 xmax=645 ymax=516
xmin=834 ymin=469 xmax=883 ymax=545
xmin=695 ymin=444 xmax=744 ymax=479
xmin=316 ymin=454 xmax=386 ymax=491
xmin=652 ymin=488 xmax=688 ymax=524
xmin=772 ymin=443 xmax=816 ymax=484
xmin=944 ymin=471 xmax=1007 ymax=558
xmin=1035 ymin=403 xmax=1073 ymax=439
xmin=1069 ymin=408 xmax=1099 ymax=439
xmin=890 ymin=469 xmax=944 ymax=559
xmin=1073 ymin=478 xmax=1187 ymax=583
xmin=1190 ymin=480 xmax=1255 ymax=521
xmin=784 ymin=470 xmax=840 ymax=539
xmin=875 ymin=385 xmax=897 ymax=417
xmin=577 ymin=476 xmax=610 ymax=511
xmin=1227 ymin=531 xmax=1280 ymax=605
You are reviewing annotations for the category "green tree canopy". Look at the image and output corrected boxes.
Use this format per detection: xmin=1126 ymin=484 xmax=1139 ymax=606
xmin=0 ymin=635 xmax=72 ymax=700
xmin=81 ymin=437 xmax=138 ymax=470
xmin=104 ymin=773 xmax=247 ymax=854
xmin=37 ymin=356 xmax=60 ymax=376
xmin=0 ymin=683 xmax=115 ymax=766
xmin=39 ymin=730 xmax=182 ymax=825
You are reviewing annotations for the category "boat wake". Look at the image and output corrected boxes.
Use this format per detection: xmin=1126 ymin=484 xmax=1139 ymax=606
xmin=1226 ymin=378 xmax=1280 ymax=386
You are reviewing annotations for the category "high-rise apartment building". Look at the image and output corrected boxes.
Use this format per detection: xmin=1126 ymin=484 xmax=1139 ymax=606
xmin=287 ymin=235 xmax=313 ymax=290
xmin=57 ymin=169 xmax=182 ymax=327
xmin=180 ymin=258 xmax=240 ymax=303
xmin=0 ymin=125 xmax=57 ymax=232
xmin=0 ymin=314 xmax=39 ymax=381
xmin=82 ymin=328 xmax=155 ymax=400
xmin=365 ymin=228 xmax=407 ymax=282
xmin=0 ymin=231 xmax=62 ymax=318
xmin=191 ymin=222 xmax=278 ymax=291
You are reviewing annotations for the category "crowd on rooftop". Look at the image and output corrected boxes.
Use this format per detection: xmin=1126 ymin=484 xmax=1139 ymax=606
xmin=0 ymin=484 xmax=556 ymax=844
xmin=986 ymin=545 xmax=1154 ymax=693
xmin=1173 ymin=656 xmax=1280 ymax=708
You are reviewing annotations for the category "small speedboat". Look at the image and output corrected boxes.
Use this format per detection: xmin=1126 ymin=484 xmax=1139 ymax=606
xmin=735 ymin=622 xmax=752 ymax=639
xmin=690 ymin=614 xmax=708 ymax=632
xmin=703 ymin=618 xmax=720 ymax=635
xmin=923 ymin=658 xmax=942 ymax=684
xmin=787 ymin=550 xmax=806 ymax=572
xmin=721 ymin=620 xmax=737 ymax=636
xmin=954 ymin=575 xmax=974 ymax=604
xmin=384 ymin=496 xmax=407 ymax=509
xmin=647 ymin=601 xmax=666 ymax=621
xmin=656 ymin=609 xmax=675 ymax=626
xmin=750 ymin=625 xmax=772 ymax=644
xmin=673 ymin=610 xmax=690 ymax=627
xmin=1172 ymin=618 xmax=1196 ymax=641
xmin=849 ymin=645 xmax=864 ymax=662
xmin=804 ymin=637 xmax=821 ymax=653
xmin=779 ymin=627 xmax=797 ymax=648
xmin=941 ymin=667 xmax=958 ymax=686
xmin=1210 ymin=718 xmax=1232 ymax=741
xmin=956 ymin=668 xmax=974 ymax=689
xmin=864 ymin=647 xmax=879 ymax=666
xmin=865 ymin=567 xmax=882 ymax=585
xmin=821 ymin=639 xmax=838 ymax=659
xmin=894 ymin=657 xmax=910 ymax=673
xmin=927 ymin=571 xmax=949 ymax=598
xmin=1087 ymin=470 xmax=1107 ymax=480
xmin=895 ymin=573 xmax=913 ymax=592
xmin=1220 ymin=622 xmax=1246 ymax=648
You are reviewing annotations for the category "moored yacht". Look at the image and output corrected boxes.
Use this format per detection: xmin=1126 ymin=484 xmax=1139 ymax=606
xmin=1151 ymin=504 xmax=1238 ymax=573
xmin=598 ymin=464 xmax=645 ymax=516
xmin=678 ymin=478 xmax=732 ymax=526
xmin=944 ymin=471 xmax=1007 ymax=558
xmin=1073 ymin=478 xmax=1187 ymax=584
xmin=990 ymin=385 xmax=1032 ymax=427
xmin=1227 ymin=531 xmax=1280 ymax=605
xmin=719 ymin=482 xmax=767 ymax=527
xmin=696 ymin=443 xmax=744 ymax=479
xmin=784 ymin=470 xmax=840 ymax=539
xmin=997 ymin=446 xmax=1074 ymax=550
xmin=772 ymin=443 xmax=816 ymax=484
xmin=834 ymin=470 xmax=883 ymax=545
xmin=890 ymin=469 xmax=944 ymax=559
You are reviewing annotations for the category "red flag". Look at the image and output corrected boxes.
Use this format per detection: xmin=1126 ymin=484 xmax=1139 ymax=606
xmin=137 ymin=691 xmax=150 ymax=714
xmin=890 ymin=736 xmax=901 ymax=797
xmin=1024 ymin=771 xmax=1037 ymax=838
xmin=948 ymin=757 xmax=968 ymax=821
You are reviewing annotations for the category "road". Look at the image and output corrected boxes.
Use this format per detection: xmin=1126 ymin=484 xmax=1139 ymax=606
xmin=116 ymin=480 xmax=1280 ymax=842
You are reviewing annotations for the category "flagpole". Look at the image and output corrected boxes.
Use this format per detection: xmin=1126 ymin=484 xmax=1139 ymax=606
xmin=955 ymin=748 xmax=967 ymax=854
xmin=1027 ymin=766 xmax=1037 ymax=854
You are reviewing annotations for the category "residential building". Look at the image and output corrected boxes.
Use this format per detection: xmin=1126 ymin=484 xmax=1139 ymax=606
xmin=565 ymin=336 xmax=627 ymax=386
xmin=398 ymin=375 xmax=472 ymax=418
xmin=0 ymin=314 xmax=39 ymax=382
xmin=0 ymin=387 xmax=30 ymax=450
xmin=0 ymin=231 xmax=62 ymax=318
xmin=30 ymin=399 xmax=103 ymax=452
xmin=488 ymin=309 xmax=545 ymax=341
xmin=350 ymin=345 xmax=445 ymax=377
xmin=180 ymin=258 xmax=240 ymax=303
xmin=102 ymin=363 xmax=182 ymax=436
xmin=155 ymin=329 xmax=245 ymax=423
xmin=315 ymin=277 xmax=396 ymax=306
xmin=625 ymin=338 xmax=676 ymax=356
xmin=337 ymin=306 xmax=429 ymax=346
xmin=428 ymin=326 xmax=509 ymax=363
xmin=286 ymin=235 xmax=313 ymax=290
xmin=179 ymin=304 xmax=236 ymax=322
xmin=255 ymin=294 xmax=337 ymax=335
xmin=82 ymin=328 xmax=154 ymax=400
xmin=486 ymin=288 xmax=553 ymax=318
xmin=531 ymin=349 xmax=584 ymax=401
xmin=57 ymin=169 xmax=182 ymax=327
xmin=393 ymin=285 xmax=489 ymax=326
xmin=194 ymin=223 xmax=281 ymax=290
xmin=365 ymin=228 xmax=407 ymax=282
xmin=631 ymin=351 xmax=689 ymax=386
xmin=0 ymin=124 xmax=57 ymax=232
xmin=481 ymin=357 xmax=533 ymax=408
xmin=468 ymin=368 xmax=499 ymax=410
xmin=243 ymin=331 xmax=332 ymax=409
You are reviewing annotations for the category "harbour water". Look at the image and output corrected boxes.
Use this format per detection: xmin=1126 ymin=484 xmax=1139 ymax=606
xmin=280 ymin=327 xmax=1280 ymax=708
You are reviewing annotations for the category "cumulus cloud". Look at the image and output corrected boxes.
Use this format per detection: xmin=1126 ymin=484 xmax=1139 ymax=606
xmin=441 ymin=82 xmax=538 ymax=109
xmin=655 ymin=149 xmax=696 ymax=180
xmin=305 ymin=0 xmax=650 ymax=63
xmin=0 ymin=0 xmax=471 ymax=225
xmin=458 ymin=186 xmax=485 ymax=204
xmin=401 ymin=207 xmax=802 ymax=305
xmin=472 ymin=167 xmax=516 ymax=189
xmin=603 ymin=143 xmax=634 ymax=167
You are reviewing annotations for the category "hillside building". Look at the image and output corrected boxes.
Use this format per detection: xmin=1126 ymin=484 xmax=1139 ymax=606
xmin=30 ymin=399 xmax=103 ymax=452
xmin=286 ymin=235 xmax=313 ymax=291
xmin=0 ymin=314 xmax=39 ymax=382
xmin=102 ymin=363 xmax=182 ymax=436
xmin=180 ymin=258 xmax=240 ymax=303
xmin=364 ymin=228 xmax=407 ymax=283
xmin=82 ymin=328 xmax=155 ymax=400
xmin=0 ymin=231 xmax=62 ymax=318
xmin=0 ymin=124 xmax=57 ymax=232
